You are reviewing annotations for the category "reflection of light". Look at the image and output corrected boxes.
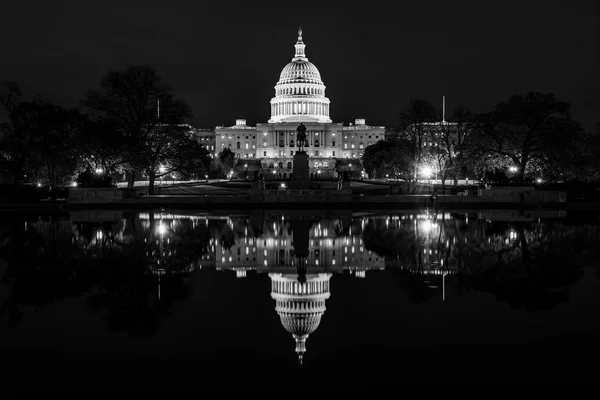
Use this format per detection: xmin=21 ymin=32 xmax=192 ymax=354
xmin=157 ymin=223 xmax=167 ymax=235
xmin=421 ymin=220 xmax=434 ymax=232
xmin=96 ymin=230 xmax=103 ymax=240
xmin=421 ymin=166 xmax=432 ymax=177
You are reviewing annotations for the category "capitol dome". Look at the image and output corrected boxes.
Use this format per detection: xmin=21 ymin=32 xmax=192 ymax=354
xmin=268 ymin=29 xmax=332 ymax=124
xmin=269 ymin=272 xmax=332 ymax=365
xmin=278 ymin=60 xmax=323 ymax=85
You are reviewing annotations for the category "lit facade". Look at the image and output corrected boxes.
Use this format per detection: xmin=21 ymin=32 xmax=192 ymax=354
xmin=193 ymin=128 xmax=215 ymax=153
xmin=214 ymin=29 xmax=385 ymax=179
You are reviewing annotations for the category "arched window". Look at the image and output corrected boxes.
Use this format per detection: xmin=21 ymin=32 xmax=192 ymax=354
xmin=287 ymin=162 xmax=292 ymax=170
xmin=278 ymin=162 xmax=283 ymax=169
xmin=290 ymin=140 xmax=294 ymax=147
xmin=236 ymin=142 xmax=240 ymax=149
xmin=269 ymin=162 xmax=274 ymax=168
xmin=315 ymin=139 xmax=319 ymax=147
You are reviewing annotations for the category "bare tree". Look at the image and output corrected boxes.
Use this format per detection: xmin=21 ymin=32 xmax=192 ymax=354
xmin=82 ymin=65 xmax=192 ymax=189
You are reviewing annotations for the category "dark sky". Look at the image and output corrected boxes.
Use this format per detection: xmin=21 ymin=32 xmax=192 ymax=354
xmin=1 ymin=0 xmax=598 ymax=131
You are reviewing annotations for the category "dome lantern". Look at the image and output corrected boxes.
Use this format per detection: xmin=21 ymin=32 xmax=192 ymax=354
xmin=294 ymin=27 xmax=306 ymax=59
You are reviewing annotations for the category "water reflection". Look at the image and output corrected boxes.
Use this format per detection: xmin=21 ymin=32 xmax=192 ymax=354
xmin=1 ymin=209 xmax=599 ymax=367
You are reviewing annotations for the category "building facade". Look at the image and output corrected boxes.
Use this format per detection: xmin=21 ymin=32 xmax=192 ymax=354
xmin=192 ymin=128 xmax=215 ymax=153
xmin=214 ymin=29 xmax=385 ymax=179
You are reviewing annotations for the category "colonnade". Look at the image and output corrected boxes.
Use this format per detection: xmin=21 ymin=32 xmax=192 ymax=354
xmin=270 ymin=101 xmax=329 ymax=117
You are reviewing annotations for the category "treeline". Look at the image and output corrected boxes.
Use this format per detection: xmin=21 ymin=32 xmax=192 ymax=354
xmin=0 ymin=65 xmax=211 ymax=197
xmin=363 ymin=93 xmax=600 ymax=187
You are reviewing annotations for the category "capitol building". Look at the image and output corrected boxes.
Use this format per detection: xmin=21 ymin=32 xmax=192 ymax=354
xmin=214 ymin=29 xmax=385 ymax=179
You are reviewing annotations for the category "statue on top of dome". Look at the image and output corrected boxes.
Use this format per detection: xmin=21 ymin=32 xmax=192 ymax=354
xmin=296 ymin=123 xmax=307 ymax=151
xmin=298 ymin=27 xmax=302 ymax=40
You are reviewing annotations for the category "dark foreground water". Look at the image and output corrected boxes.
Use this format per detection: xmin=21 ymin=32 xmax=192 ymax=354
xmin=1 ymin=208 xmax=600 ymax=391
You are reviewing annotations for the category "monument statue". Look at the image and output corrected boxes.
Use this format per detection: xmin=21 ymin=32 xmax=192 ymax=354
xmin=296 ymin=123 xmax=307 ymax=152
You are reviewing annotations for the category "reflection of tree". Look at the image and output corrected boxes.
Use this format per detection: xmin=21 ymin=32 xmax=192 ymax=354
xmin=0 ymin=213 xmax=209 ymax=334
xmin=363 ymin=214 xmax=600 ymax=310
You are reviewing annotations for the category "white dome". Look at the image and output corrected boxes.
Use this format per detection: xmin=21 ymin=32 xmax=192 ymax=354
xmin=269 ymin=29 xmax=332 ymax=124
xmin=278 ymin=60 xmax=323 ymax=85
xmin=269 ymin=272 xmax=332 ymax=365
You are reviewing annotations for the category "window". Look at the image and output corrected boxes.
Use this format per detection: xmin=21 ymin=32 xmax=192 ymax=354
xmin=245 ymin=143 xmax=249 ymax=149
xmin=264 ymin=151 xmax=267 ymax=157
xmin=263 ymin=141 xmax=267 ymax=146
xmin=290 ymin=140 xmax=294 ymax=147
xmin=315 ymin=151 xmax=319 ymax=156
xmin=280 ymin=150 xmax=284 ymax=156
xmin=237 ymin=142 xmax=240 ymax=149
xmin=332 ymin=140 xmax=335 ymax=146
xmin=323 ymin=162 xmax=328 ymax=168
xmin=359 ymin=143 xmax=363 ymax=149
xmin=287 ymin=162 xmax=292 ymax=169
xmin=290 ymin=151 xmax=294 ymax=156
xmin=253 ymin=136 xmax=255 ymax=139
xmin=269 ymin=162 xmax=274 ymax=168
xmin=344 ymin=143 xmax=348 ymax=149
xmin=351 ymin=144 xmax=355 ymax=149
xmin=246 ymin=136 xmax=248 ymax=139
xmin=228 ymin=143 xmax=232 ymax=148
xmin=332 ymin=151 xmax=336 ymax=157
xmin=252 ymin=144 xmax=255 ymax=149
xmin=278 ymin=162 xmax=283 ymax=169
xmin=315 ymin=139 xmax=319 ymax=147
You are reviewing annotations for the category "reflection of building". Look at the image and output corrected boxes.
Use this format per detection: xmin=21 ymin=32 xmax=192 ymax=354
xmin=269 ymin=271 xmax=331 ymax=365
xmin=215 ymin=219 xmax=385 ymax=274
xmin=214 ymin=29 xmax=385 ymax=179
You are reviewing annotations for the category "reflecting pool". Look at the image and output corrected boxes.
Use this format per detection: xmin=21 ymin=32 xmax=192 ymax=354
xmin=1 ymin=209 xmax=599 ymax=389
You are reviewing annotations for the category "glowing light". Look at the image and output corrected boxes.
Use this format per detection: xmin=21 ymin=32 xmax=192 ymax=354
xmin=509 ymin=166 xmax=517 ymax=172
xmin=536 ymin=178 xmax=542 ymax=183
xmin=37 ymin=182 xmax=42 ymax=188
xmin=421 ymin=166 xmax=432 ymax=177
xmin=159 ymin=165 xmax=166 ymax=173
xmin=421 ymin=220 xmax=434 ymax=232
xmin=95 ymin=168 xmax=103 ymax=174
xmin=156 ymin=223 xmax=167 ymax=236
xmin=71 ymin=182 xmax=78 ymax=187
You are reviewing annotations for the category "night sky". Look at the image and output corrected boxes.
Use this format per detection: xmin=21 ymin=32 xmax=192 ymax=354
xmin=1 ymin=0 xmax=598 ymax=132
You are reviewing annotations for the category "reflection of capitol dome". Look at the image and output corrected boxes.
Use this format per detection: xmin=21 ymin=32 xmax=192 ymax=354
xmin=269 ymin=272 xmax=332 ymax=365
xmin=268 ymin=28 xmax=332 ymax=124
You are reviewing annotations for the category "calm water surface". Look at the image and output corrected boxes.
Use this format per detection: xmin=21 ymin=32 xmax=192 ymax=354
xmin=1 ymin=209 xmax=600 ymax=389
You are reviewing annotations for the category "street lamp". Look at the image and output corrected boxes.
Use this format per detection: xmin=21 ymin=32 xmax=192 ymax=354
xmin=421 ymin=166 xmax=432 ymax=183
xmin=95 ymin=168 xmax=103 ymax=174
xmin=509 ymin=166 xmax=517 ymax=172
